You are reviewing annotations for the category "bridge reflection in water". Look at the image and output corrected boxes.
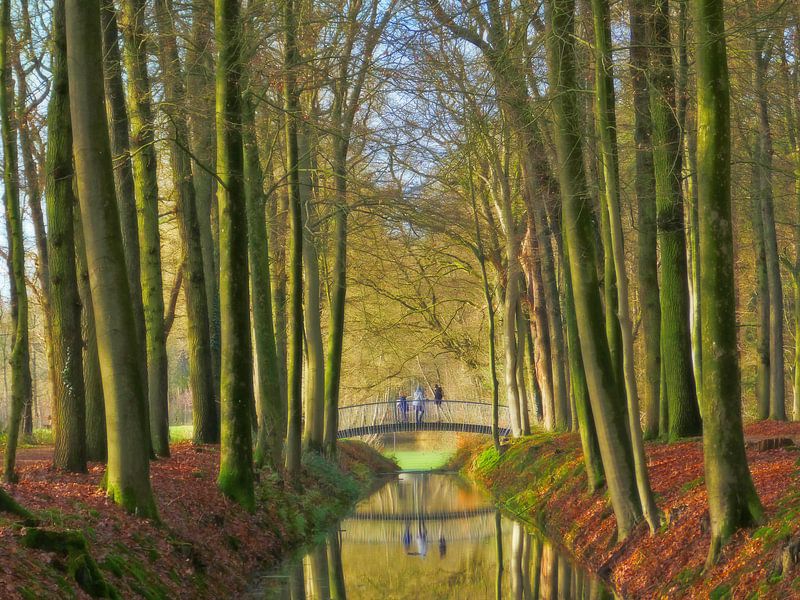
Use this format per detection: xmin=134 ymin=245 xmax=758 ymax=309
xmin=251 ymin=473 xmax=610 ymax=599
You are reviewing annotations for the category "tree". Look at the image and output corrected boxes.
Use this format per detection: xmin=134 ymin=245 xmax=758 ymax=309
xmin=47 ymin=0 xmax=86 ymax=473
xmin=99 ymin=0 xmax=149 ymax=434
xmin=242 ymin=85 xmax=283 ymax=468
xmin=628 ymin=0 xmax=661 ymax=439
xmin=692 ymin=0 xmax=763 ymax=563
xmin=648 ymin=0 xmax=702 ymax=439
xmin=1 ymin=0 xmax=32 ymax=483
xmin=545 ymin=0 xmax=643 ymax=539
xmin=153 ymin=0 xmax=219 ymax=444
xmin=215 ymin=0 xmax=255 ymax=508
xmin=283 ymin=0 xmax=304 ymax=479
xmin=323 ymin=0 xmax=396 ymax=456
xmin=65 ymin=0 xmax=156 ymax=517
xmin=751 ymin=18 xmax=785 ymax=420
xmin=591 ymin=0 xmax=659 ymax=532
xmin=119 ymin=0 xmax=170 ymax=456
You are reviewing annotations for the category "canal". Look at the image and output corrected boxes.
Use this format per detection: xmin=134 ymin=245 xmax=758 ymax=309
xmin=250 ymin=454 xmax=609 ymax=599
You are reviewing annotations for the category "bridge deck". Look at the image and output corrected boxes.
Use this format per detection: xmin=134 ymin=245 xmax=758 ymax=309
xmin=336 ymin=400 xmax=511 ymax=439
xmin=337 ymin=421 xmax=509 ymax=439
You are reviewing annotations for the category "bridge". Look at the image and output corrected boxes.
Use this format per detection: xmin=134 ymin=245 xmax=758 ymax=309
xmin=341 ymin=508 xmax=499 ymax=545
xmin=336 ymin=400 xmax=511 ymax=439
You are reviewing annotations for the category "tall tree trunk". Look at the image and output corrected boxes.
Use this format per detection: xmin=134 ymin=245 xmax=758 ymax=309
xmin=562 ymin=226 xmax=605 ymax=492
xmin=242 ymin=91 xmax=283 ymax=468
xmin=521 ymin=219 xmax=554 ymax=428
xmin=99 ymin=0 xmax=149 ymax=436
xmin=12 ymin=30 xmax=55 ymax=432
xmin=322 ymin=141 xmax=348 ymax=455
xmin=47 ymin=0 xmax=86 ymax=473
xmin=74 ymin=200 xmax=107 ymax=462
xmin=648 ymin=0 xmax=701 ymax=439
xmin=299 ymin=126 xmax=325 ymax=452
xmin=753 ymin=31 xmax=785 ymax=421
xmin=545 ymin=0 xmax=643 ymax=539
xmin=215 ymin=0 xmax=255 ymax=509
xmin=119 ymin=0 xmax=169 ymax=456
xmin=1 ymin=0 xmax=32 ymax=483
xmin=283 ymin=0 xmax=304 ymax=480
xmin=692 ymin=0 xmax=763 ymax=564
xmin=186 ymin=0 xmax=221 ymax=398
xmin=469 ymin=165 xmax=502 ymax=452
xmin=591 ymin=0 xmax=659 ymax=531
xmin=270 ymin=186 xmax=289 ymax=411
xmin=516 ymin=302 xmax=532 ymax=435
xmin=751 ymin=139 xmax=771 ymax=420
xmin=686 ymin=109 xmax=703 ymax=408
xmin=629 ymin=0 xmax=661 ymax=439
xmin=153 ymin=0 xmax=219 ymax=443
xmin=678 ymin=0 xmax=703 ymax=405
xmin=65 ymin=0 xmax=156 ymax=517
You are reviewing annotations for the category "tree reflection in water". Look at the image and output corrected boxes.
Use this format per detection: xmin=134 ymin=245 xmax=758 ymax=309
xmin=253 ymin=473 xmax=610 ymax=599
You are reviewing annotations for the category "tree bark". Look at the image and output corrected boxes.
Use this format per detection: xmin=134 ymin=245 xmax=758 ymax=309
xmin=186 ymin=0 xmax=221 ymax=398
xmin=299 ymin=125 xmax=325 ymax=452
xmin=242 ymin=90 xmax=283 ymax=468
xmin=283 ymin=0 xmax=304 ymax=480
xmin=99 ymin=0 xmax=149 ymax=437
xmin=752 ymin=30 xmax=785 ymax=420
xmin=47 ymin=0 xmax=86 ymax=473
xmin=545 ymin=0 xmax=643 ymax=539
xmin=65 ymin=0 xmax=156 ymax=517
xmin=153 ymin=0 xmax=219 ymax=444
xmin=692 ymin=0 xmax=763 ymax=564
xmin=119 ymin=0 xmax=169 ymax=456
xmin=74 ymin=199 xmax=106 ymax=462
xmin=648 ymin=0 xmax=701 ymax=439
xmin=1 ymin=0 xmax=32 ymax=483
xmin=629 ymin=0 xmax=661 ymax=439
xmin=215 ymin=0 xmax=255 ymax=508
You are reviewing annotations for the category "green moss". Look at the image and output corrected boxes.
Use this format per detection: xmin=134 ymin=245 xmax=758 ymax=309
xmin=680 ymin=476 xmax=704 ymax=493
xmin=21 ymin=528 xmax=119 ymax=599
xmin=710 ymin=584 xmax=731 ymax=599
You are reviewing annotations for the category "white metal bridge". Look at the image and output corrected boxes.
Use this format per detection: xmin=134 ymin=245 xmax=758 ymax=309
xmin=335 ymin=400 xmax=511 ymax=439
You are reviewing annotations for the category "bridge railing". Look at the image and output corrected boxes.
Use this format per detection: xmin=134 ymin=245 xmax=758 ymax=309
xmin=336 ymin=400 xmax=510 ymax=438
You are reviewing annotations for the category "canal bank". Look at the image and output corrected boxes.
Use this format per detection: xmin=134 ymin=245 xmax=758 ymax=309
xmin=461 ymin=424 xmax=800 ymax=598
xmin=0 ymin=440 xmax=396 ymax=599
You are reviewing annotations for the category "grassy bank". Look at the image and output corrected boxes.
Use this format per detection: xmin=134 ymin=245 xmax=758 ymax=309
xmin=464 ymin=422 xmax=800 ymax=598
xmin=0 ymin=440 xmax=396 ymax=599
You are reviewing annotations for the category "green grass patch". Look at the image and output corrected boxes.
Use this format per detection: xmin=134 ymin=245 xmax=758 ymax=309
xmin=385 ymin=449 xmax=454 ymax=471
xmin=169 ymin=425 xmax=193 ymax=442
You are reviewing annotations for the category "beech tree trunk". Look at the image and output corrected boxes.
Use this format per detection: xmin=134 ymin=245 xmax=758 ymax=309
xmin=99 ymin=0 xmax=149 ymax=432
xmin=65 ymin=0 xmax=156 ymax=517
xmin=648 ymin=0 xmax=701 ymax=439
xmin=215 ymin=0 xmax=255 ymax=508
xmin=1 ymin=0 xmax=32 ymax=483
xmin=692 ymin=0 xmax=763 ymax=563
xmin=545 ymin=0 xmax=643 ymax=539
xmin=153 ymin=0 xmax=219 ymax=444
xmin=119 ymin=0 xmax=169 ymax=456
xmin=47 ymin=0 xmax=86 ymax=473
xmin=629 ymin=0 xmax=661 ymax=439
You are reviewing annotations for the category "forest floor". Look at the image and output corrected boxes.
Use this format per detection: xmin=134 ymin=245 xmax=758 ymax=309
xmin=0 ymin=439 xmax=397 ymax=599
xmin=460 ymin=421 xmax=800 ymax=599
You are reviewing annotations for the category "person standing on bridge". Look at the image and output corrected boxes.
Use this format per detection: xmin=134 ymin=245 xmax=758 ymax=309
xmin=396 ymin=391 xmax=409 ymax=423
xmin=433 ymin=383 xmax=444 ymax=421
xmin=413 ymin=385 xmax=425 ymax=424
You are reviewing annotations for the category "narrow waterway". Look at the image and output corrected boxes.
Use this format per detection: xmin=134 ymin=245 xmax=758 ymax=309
xmin=250 ymin=466 xmax=609 ymax=598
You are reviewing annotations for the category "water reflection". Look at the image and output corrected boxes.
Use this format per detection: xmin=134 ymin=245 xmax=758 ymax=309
xmin=251 ymin=473 xmax=609 ymax=599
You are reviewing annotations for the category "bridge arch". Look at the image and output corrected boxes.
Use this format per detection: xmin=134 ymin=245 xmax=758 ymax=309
xmin=336 ymin=400 xmax=511 ymax=439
